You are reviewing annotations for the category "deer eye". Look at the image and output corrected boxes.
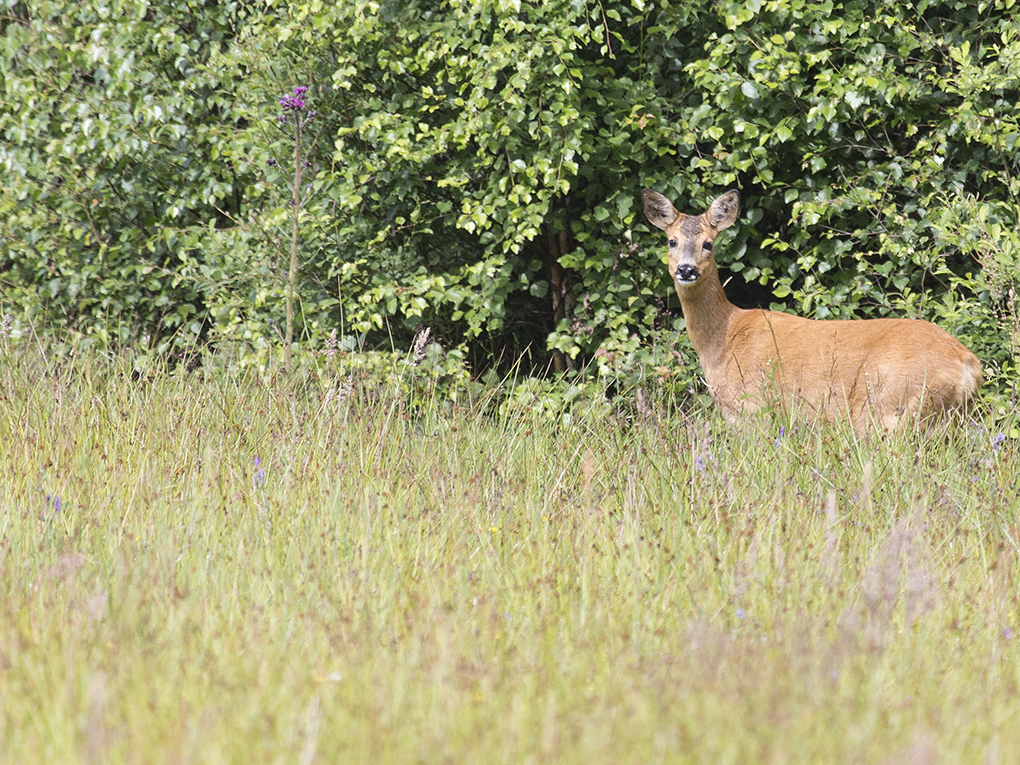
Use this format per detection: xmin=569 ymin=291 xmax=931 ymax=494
xmin=702 ymin=241 xmax=713 ymax=251
xmin=668 ymin=239 xmax=677 ymax=248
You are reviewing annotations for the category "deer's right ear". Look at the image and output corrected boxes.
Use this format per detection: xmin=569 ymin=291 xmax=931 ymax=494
xmin=642 ymin=189 xmax=678 ymax=230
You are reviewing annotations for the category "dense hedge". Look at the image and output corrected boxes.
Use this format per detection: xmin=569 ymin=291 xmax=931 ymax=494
xmin=1 ymin=0 xmax=1018 ymax=396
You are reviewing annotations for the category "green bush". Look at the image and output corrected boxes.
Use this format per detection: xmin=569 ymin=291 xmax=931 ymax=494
xmin=0 ymin=0 xmax=255 ymax=354
xmin=2 ymin=0 xmax=1018 ymax=400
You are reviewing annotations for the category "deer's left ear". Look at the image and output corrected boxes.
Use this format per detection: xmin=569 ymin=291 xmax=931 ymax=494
xmin=706 ymin=190 xmax=739 ymax=231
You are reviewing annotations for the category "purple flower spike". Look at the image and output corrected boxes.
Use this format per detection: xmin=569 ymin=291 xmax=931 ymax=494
xmin=279 ymin=94 xmax=306 ymax=111
xmin=293 ymin=86 xmax=308 ymax=96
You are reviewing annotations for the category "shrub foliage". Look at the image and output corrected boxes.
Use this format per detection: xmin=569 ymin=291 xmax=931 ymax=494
xmin=2 ymin=0 xmax=1018 ymax=394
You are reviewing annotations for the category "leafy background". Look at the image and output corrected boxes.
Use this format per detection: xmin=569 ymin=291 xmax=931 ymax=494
xmin=2 ymin=0 xmax=1018 ymax=403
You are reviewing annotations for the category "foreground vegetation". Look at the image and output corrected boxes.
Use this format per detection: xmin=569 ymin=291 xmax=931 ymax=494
xmin=0 ymin=345 xmax=1018 ymax=763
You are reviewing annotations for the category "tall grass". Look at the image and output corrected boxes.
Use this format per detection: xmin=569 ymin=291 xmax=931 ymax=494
xmin=0 ymin=346 xmax=1017 ymax=763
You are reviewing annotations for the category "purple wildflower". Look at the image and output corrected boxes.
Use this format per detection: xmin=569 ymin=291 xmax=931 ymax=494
xmin=992 ymin=432 xmax=1006 ymax=452
xmin=254 ymin=456 xmax=265 ymax=487
xmin=277 ymin=86 xmax=314 ymax=121
xmin=279 ymin=92 xmax=307 ymax=111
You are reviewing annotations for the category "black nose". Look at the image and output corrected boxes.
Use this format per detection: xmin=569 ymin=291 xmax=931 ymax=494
xmin=675 ymin=264 xmax=699 ymax=283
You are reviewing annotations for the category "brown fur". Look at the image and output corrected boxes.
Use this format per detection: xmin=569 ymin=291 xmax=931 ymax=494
xmin=643 ymin=189 xmax=982 ymax=429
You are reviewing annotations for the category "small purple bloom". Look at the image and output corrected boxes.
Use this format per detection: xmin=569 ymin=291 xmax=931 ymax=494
xmin=1005 ymin=627 xmax=1014 ymax=640
xmin=736 ymin=608 xmax=746 ymax=620
xmin=293 ymin=86 xmax=308 ymax=96
xmin=254 ymin=456 xmax=265 ymax=487
xmin=53 ymin=495 xmax=61 ymax=512
xmin=279 ymin=94 xmax=306 ymax=111
xmin=993 ymin=432 xmax=1006 ymax=452
xmin=267 ymin=157 xmax=278 ymax=167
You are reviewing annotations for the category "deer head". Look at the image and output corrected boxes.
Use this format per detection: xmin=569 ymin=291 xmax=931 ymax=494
xmin=642 ymin=189 xmax=740 ymax=287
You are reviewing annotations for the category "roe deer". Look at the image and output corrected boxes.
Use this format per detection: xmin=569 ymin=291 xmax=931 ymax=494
xmin=642 ymin=188 xmax=983 ymax=429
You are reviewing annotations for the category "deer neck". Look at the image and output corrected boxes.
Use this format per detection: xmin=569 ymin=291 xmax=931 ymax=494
xmin=676 ymin=265 xmax=739 ymax=371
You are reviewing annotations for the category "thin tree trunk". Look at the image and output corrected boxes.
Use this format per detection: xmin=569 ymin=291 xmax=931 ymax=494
xmin=546 ymin=221 xmax=575 ymax=373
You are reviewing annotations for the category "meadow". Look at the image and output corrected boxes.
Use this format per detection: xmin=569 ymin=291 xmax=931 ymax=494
xmin=0 ymin=346 xmax=1018 ymax=764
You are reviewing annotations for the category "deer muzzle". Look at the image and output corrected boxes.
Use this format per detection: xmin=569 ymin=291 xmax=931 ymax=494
xmin=675 ymin=264 xmax=700 ymax=284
